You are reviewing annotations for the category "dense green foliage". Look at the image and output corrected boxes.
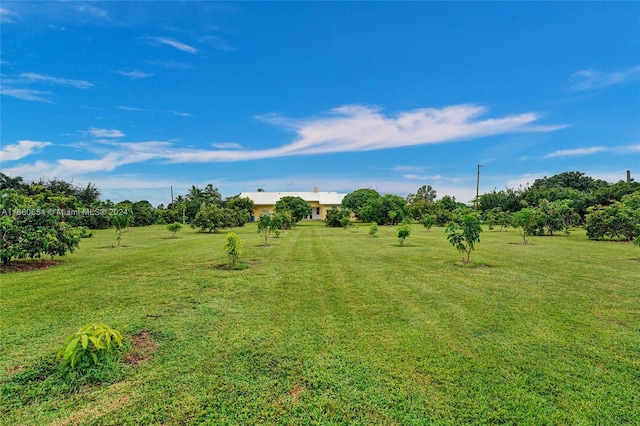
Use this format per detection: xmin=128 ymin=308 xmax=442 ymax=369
xmin=0 ymin=189 xmax=81 ymax=265
xmin=343 ymin=189 xmax=407 ymax=225
xmin=275 ymin=196 xmax=312 ymax=223
xmin=584 ymin=193 xmax=640 ymax=241
xmin=324 ymin=207 xmax=351 ymax=227
xmin=475 ymin=171 xmax=639 ymax=222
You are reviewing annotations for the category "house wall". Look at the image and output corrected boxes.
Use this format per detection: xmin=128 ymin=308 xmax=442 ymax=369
xmin=249 ymin=203 xmax=342 ymax=221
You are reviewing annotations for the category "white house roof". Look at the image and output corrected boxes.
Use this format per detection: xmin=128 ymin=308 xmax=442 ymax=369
xmin=239 ymin=191 xmax=346 ymax=206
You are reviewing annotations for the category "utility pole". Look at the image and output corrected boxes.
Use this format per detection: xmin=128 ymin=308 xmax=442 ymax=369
xmin=170 ymin=186 xmax=174 ymax=205
xmin=475 ymin=164 xmax=483 ymax=211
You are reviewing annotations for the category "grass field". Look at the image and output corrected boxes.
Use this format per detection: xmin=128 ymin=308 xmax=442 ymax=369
xmin=1 ymin=222 xmax=639 ymax=425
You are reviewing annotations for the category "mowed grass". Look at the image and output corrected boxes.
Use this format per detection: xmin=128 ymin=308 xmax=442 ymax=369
xmin=1 ymin=222 xmax=639 ymax=425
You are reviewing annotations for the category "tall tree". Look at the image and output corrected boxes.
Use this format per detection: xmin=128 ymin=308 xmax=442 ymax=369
xmin=275 ymin=196 xmax=312 ymax=223
xmin=415 ymin=185 xmax=437 ymax=202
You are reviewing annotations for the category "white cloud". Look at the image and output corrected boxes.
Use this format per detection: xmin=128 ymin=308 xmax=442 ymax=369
xmin=4 ymin=104 xmax=564 ymax=192
xmin=117 ymin=105 xmax=191 ymax=117
xmin=167 ymin=104 xmax=565 ymax=162
xmin=150 ymin=37 xmax=199 ymax=54
xmin=0 ymin=87 xmax=54 ymax=102
xmin=116 ymin=70 xmax=154 ymax=79
xmin=75 ymin=4 xmax=109 ymax=20
xmin=198 ymin=35 xmax=235 ymax=51
xmin=545 ymin=143 xmax=640 ymax=158
xmin=545 ymin=146 xmax=606 ymax=158
xmin=171 ymin=111 xmax=192 ymax=117
xmin=117 ymin=106 xmax=145 ymax=112
xmin=88 ymin=128 xmax=125 ymax=138
xmin=402 ymin=174 xmax=444 ymax=181
xmin=0 ymin=140 xmax=51 ymax=161
xmin=211 ymin=142 xmax=243 ymax=149
xmin=0 ymin=7 xmax=17 ymax=23
xmin=570 ymin=65 xmax=640 ymax=91
xmin=2 ymin=72 xmax=93 ymax=102
xmin=19 ymin=72 xmax=93 ymax=89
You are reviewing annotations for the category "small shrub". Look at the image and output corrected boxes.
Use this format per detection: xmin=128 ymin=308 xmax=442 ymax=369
xmin=76 ymin=226 xmax=93 ymax=238
xmin=340 ymin=216 xmax=352 ymax=229
xmin=167 ymin=222 xmax=182 ymax=238
xmin=325 ymin=207 xmax=351 ymax=227
xmin=421 ymin=214 xmax=436 ymax=231
xmin=58 ymin=323 xmax=124 ymax=369
xmin=369 ymin=222 xmax=378 ymax=237
xmin=397 ymin=224 xmax=411 ymax=246
xmin=224 ymin=232 xmax=244 ymax=268
xmin=445 ymin=214 xmax=482 ymax=264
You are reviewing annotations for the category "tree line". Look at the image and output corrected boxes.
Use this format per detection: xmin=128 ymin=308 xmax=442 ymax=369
xmin=1 ymin=170 xmax=638 ymax=265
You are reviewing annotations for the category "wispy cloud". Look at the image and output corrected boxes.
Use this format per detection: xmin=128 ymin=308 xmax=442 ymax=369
xmin=147 ymin=37 xmax=199 ymax=54
xmin=167 ymin=104 xmax=565 ymax=162
xmin=19 ymin=72 xmax=93 ymax=89
xmin=145 ymin=60 xmax=194 ymax=70
xmin=5 ymin=104 xmax=564 ymax=183
xmin=199 ymin=35 xmax=235 ymax=51
xmin=0 ymin=7 xmax=17 ymax=23
xmin=402 ymin=174 xmax=444 ymax=181
xmin=212 ymin=142 xmax=243 ymax=149
xmin=545 ymin=144 xmax=640 ymax=158
xmin=570 ymin=65 xmax=640 ymax=91
xmin=88 ymin=128 xmax=125 ymax=138
xmin=117 ymin=105 xmax=192 ymax=117
xmin=116 ymin=70 xmax=154 ymax=79
xmin=1 ymin=72 xmax=93 ymax=102
xmin=545 ymin=146 xmax=606 ymax=158
xmin=1 ymin=140 xmax=51 ymax=161
xmin=0 ymin=87 xmax=54 ymax=103
xmin=75 ymin=4 xmax=109 ymax=20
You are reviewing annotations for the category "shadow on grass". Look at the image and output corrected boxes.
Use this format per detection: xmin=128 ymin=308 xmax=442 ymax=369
xmin=448 ymin=260 xmax=494 ymax=269
xmin=213 ymin=262 xmax=250 ymax=271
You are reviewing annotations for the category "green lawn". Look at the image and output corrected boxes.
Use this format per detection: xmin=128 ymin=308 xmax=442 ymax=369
xmin=1 ymin=222 xmax=639 ymax=425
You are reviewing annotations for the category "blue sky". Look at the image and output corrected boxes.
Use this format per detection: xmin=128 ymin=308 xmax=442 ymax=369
xmin=1 ymin=1 xmax=639 ymax=206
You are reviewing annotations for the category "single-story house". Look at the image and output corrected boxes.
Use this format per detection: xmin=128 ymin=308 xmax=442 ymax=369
xmin=239 ymin=188 xmax=347 ymax=221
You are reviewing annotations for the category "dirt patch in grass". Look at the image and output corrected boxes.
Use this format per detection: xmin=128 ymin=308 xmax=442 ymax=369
xmin=213 ymin=262 xmax=250 ymax=270
xmin=5 ymin=365 xmax=27 ymax=374
xmin=124 ymin=331 xmax=158 ymax=367
xmin=289 ymin=385 xmax=305 ymax=401
xmin=273 ymin=385 xmax=306 ymax=409
xmin=0 ymin=260 xmax=62 ymax=273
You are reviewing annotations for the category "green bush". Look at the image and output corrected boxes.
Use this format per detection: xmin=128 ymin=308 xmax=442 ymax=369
xmin=58 ymin=323 xmax=123 ymax=369
xmin=368 ymin=222 xmax=378 ymax=237
xmin=76 ymin=226 xmax=93 ymax=238
xmin=167 ymin=221 xmax=182 ymax=237
xmin=224 ymin=232 xmax=244 ymax=268
xmin=325 ymin=207 xmax=351 ymax=227
xmin=397 ymin=224 xmax=411 ymax=246
xmin=445 ymin=214 xmax=482 ymax=264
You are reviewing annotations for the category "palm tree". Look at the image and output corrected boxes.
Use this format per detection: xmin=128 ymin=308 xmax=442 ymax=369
xmin=416 ymin=185 xmax=437 ymax=202
xmin=0 ymin=173 xmax=25 ymax=190
xmin=187 ymin=185 xmax=203 ymax=201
